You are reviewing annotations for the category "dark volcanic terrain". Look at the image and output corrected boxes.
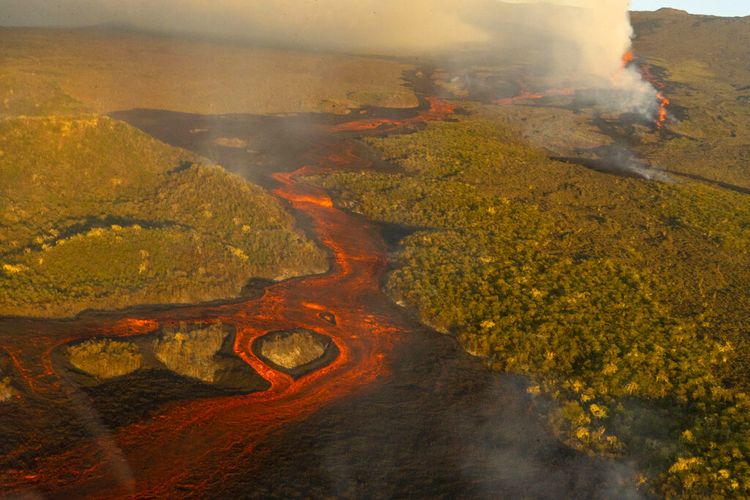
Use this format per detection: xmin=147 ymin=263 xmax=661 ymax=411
xmin=1 ymin=7 xmax=750 ymax=498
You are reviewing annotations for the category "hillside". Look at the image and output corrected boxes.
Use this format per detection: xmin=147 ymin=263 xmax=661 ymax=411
xmin=0 ymin=84 xmax=327 ymax=317
xmin=309 ymin=11 xmax=750 ymax=495
xmin=314 ymin=112 xmax=750 ymax=496
xmin=631 ymin=9 xmax=750 ymax=189
xmin=0 ymin=27 xmax=418 ymax=115
xmin=0 ymin=8 xmax=748 ymax=497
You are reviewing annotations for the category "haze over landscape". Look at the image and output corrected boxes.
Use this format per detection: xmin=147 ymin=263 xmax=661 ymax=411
xmin=1 ymin=1 xmax=749 ymax=498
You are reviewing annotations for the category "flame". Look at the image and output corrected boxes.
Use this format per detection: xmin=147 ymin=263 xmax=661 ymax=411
xmin=0 ymin=98 xmax=455 ymax=496
xmin=423 ymin=96 xmax=456 ymax=116
xmin=656 ymin=91 xmax=670 ymax=129
xmin=631 ymin=53 xmax=670 ymax=129
xmin=496 ymin=50 xmax=670 ymax=130
xmin=621 ymin=49 xmax=635 ymax=67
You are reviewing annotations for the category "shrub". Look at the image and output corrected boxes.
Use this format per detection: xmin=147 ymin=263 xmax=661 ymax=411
xmin=153 ymin=323 xmax=228 ymax=383
xmin=67 ymin=339 xmax=142 ymax=379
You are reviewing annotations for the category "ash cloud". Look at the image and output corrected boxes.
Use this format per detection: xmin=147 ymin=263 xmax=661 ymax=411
xmin=2 ymin=0 xmax=659 ymax=115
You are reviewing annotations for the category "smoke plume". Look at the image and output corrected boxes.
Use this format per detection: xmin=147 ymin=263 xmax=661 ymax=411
xmin=2 ymin=0 xmax=659 ymax=115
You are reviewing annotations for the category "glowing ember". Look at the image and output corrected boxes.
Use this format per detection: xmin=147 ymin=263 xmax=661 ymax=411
xmin=641 ymin=67 xmax=670 ymax=128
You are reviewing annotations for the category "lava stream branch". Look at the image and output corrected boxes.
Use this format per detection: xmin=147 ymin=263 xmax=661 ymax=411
xmin=1 ymin=98 xmax=456 ymax=497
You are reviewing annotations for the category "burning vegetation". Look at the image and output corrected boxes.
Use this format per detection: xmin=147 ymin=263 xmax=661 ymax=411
xmin=493 ymin=46 xmax=670 ymax=132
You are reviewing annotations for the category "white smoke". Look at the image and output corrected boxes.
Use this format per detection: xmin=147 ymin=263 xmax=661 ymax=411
xmin=467 ymin=0 xmax=658 ymax=115
xmin=544 ymin=0 xmax=658 ymax=114
xmin=2 ymin=0 xmax=659 ymax=115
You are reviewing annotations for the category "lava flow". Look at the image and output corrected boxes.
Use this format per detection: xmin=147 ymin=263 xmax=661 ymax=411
xmin=0 ymin=99 xmax=454 ymax=497
xmin=655 ymin=91 xmax=670 ymax=129
xmin=495 ymin=50 xmax=670 ymax=129
xmin=623 ymin=49 xmax=671 ymax=129
xmin=331 ymin=97 xmax=455 ymax=132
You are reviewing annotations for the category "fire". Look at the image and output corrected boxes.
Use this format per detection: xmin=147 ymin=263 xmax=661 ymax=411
xmin=423 ymin=96 xmax=456 ymax=116
xmin=628 ymin=50 xmax=670 ymax=129
xmin=621 ymin=49 xmax=635 ymax=67
xmin=656 ymin=91 xmax=670 ymax=129
xmin=497 ymin=50 xmax=670 ymax=130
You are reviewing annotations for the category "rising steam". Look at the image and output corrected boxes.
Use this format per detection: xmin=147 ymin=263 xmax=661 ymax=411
xmin=2 ymin=0 xmax=659 ymax=116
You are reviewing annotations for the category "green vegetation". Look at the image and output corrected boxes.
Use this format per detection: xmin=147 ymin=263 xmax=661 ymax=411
xmin=313 ymin=117 xmax=750 ymax=496
xmin=256 ymin=329 xmax=328 ymax=370
xmin=154 ymin=323 xmax=228 ymax=383
xmin=0 ymin=25 xmax=423 ymax=319
xmin=0 ymin=88 xmax=328 ymax=317
xmin=0 ymin=377 xmax=15 ymax=401
xmin=67 ymin=339 xmax=143 ymax=379
xmin=0 ymin=71 xmax=89 ymax=118
xmin=631 ymin=10 xmax=750 ymax=190
xmin=61 ymin=322 xmax=262 ymax=390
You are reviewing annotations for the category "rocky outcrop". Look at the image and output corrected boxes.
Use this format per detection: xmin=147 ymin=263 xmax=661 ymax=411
xmin=0 ymin=376 xmax=17 ymax=402
xmin=254 ymin=328 xmax=337 ymax=378
xmin=67 ymin=339 xmax=143 ymax=379
xmin=214 ymin=137 xmax=249 ymax=148
xmin=0 ymin=353 xmax=20 ymax=402
xmin=153 ymin=323 xmax=228 ymax=383
xmin=60 ymin=322 xmax=266 ymax=393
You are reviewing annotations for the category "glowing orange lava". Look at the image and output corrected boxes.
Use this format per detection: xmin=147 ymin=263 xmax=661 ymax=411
xmin=624 ymin=49 xmax=671 ymax=129
xmin=621 ymin=49 xmax=635 ymax=67
xmin=0 ymin=98 xmax=455 ymax=497
xmin=332 ymin=97 xmax=455 ymax=133
xmin=655 ymin=92 xmax=670 ymax=129
xmin=302 ymin=302 xmax=327 ymax=312
xmin=497 ymin=50 xmax=670 ymax=129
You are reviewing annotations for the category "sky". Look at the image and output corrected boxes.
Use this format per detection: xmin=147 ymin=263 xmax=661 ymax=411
xmin=630 ymin=0 xmax=750 ymax=17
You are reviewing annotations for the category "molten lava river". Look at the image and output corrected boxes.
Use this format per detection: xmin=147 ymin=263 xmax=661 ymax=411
xmin=0 ymin=97 xmax=637 ymax=498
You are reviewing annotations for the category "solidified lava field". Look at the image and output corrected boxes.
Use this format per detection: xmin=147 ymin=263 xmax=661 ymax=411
xmin=0 ymin=96 xmax=638 ymax=498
